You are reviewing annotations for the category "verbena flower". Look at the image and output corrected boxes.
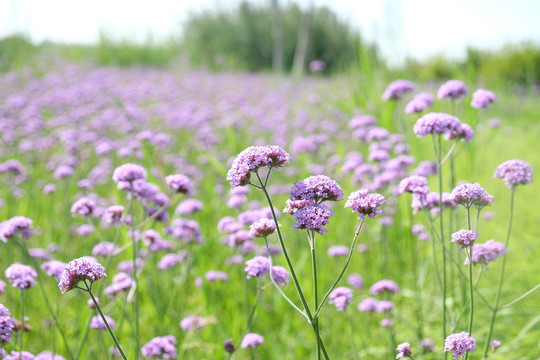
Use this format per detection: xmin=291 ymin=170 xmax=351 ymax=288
xmin=399 ymin=175 xmax=429 ymax=195
xmin=490 ymin=340 xmax=501 ymax=352
xmin=437 ymin=80 xmax=468 ymax=99
xmin=396 ymin=342 xmax=412 ymax=358
xmin=223 ymin=338 xmax=236 ymax=353
xmin=112 ymin=163 xmax=147 ymax=183
xmin=227 ymin=145 xmax=290 ymax=187
xmin=249 ymin=218 xmax=277 ymax=238
xmin=370 ymin=279 xmax=400 ymax=294
xmin=271 ymin=266 xmax=289 ymax=285
xmin=165 ymin=174 xmax=194 ymax=195
xmin=283 ymin=199 xmax=311 ymax=215
xmin=175 ymin=199 xmax=203 ymax=215
xmin=35 ymin=351 xmax=66 ymax=360
xmin=448 ymin=182 xmax=494 ymax=209
xmin=451 ymin=230 xmax=478 ymax=251
xmin=327 ymin=245 xmax=349 ymax=257
xmin=90 ymin=315 xmax=116 ymax=330
xmin=205 ymin=270 xmax=229 ymax=282
xmin=347 ymin=273 xmax=364 ymax=289
xmin=5 ymin=263 xmax=37 ymax=290
xmin=58 ymin=257 xmax=106 ymax=293
xmin=289 ymin=175 xmax=343 ymax=203
xmin=92 ymin=242 xmax=118 ymax=257
xmin=471 ymin=89 xmax=497 ymax=109
xmin=413 ymin=113 xmax=462 ymax=138
xmin=0 ymin=216 xmax=33 ymax=242
xmin=375 ymin=300 xmax=394 ymax=313
xmin=104 ymin=273 xmax=133 ymax=297
xmin=345 ymin=189 xmax=385 ymax=220
xmin=41 ymin=260 xmax=67 ymax=280
xmin=444 ymin=332 xmax=477 ymax=360
xmin=405 ymin=92 xmax=434 ymax=114
xmin=358 ymin=297 xmax=379 ymax=312
xmin=382 ymin=79 xmax=416 ymax=101
xmin=445 ymin=123 xmax=474 ymax=142
xmin=241 ymin=333 xmax=264 ymax=348
xmin=291 ymin=203 xmax=334 ymax=235
xmin=328 ymin=287 xmax=353 ymax=311
xmin=180 ymin=315 xmax=206 ymax=331
xmin=244 ymin=256 xmax=270 ymax=279
xmin=0 ymin=304 xmax=15 ymax=344
xmin=464 ymin=240 xmax=506 ymax=266
xmin=494 ymin=159 xmax=533 ymax=188
xmin=141 ymin=335 xmax=177 ymax=359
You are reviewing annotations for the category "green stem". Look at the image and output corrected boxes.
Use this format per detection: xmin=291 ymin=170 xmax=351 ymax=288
xmin=128 ymin=190 xmax=140 ymax=360
xmin=309 ymin=230 xmax=321 ymax=360
xmin=85 ymin=281 xmax=128 ymax=360
xmin=467 ymin=247 xmax=474 ymax=335
xmin=500 ymin=283 xmax=540 ymax=310
xmin=20 ymin=290 xmax=24 ymax=353
xmin=482 ymin=188 xmax=516 ymax=358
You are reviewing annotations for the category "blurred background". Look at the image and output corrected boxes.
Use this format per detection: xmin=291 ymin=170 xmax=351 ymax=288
xmin=1 ymin=0 xmax=540 ymax=85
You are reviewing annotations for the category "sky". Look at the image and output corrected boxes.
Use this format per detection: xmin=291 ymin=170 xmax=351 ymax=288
xmin=1 ymin=0 xmax=540 ymax=65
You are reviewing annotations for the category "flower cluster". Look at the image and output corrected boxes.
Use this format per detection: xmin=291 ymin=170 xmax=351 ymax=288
xmin=464 ymin=240 xmax=506 ymax=266
xmin=396 ymin=342 xmax=412 ymax=359
xmin=345 ymin=189 xmax=385 ymax=220
xmin=90 ymin=315 xmax=116 ymax=330
xmin=165 ymin=174 xmax=194 ymax=195
xmin=451 ymin=230 xmax=479 ymax=251
xmin=112 ymin=163 xmax=147 ymax=183
xmin=241 ymin=333 xmax=264 ymax=348
xmin=141 ymin=335 xmax=177 ymax=359
xmin=370 ymin=279 xmax=400 ymax=294
xmin=226 ymin=145 xmax=290 ymax=187
xmin=471 ymin=89 xmax=497 ymax=109
xmin=444 ymin=332 xmax=477 ymax=360
xmin=382 ymin=79 xmax=416 ymax=101
xmin=58 ymin=257 xmax=106 ymax=293
xmin=437 ymin=80 xmax=468 ymax=99
xmin=291 ymin=203 xmax=334 ymax=235
xmin=405 ymin=92 xmax=433 ymax=114
xmin=180 ymin=315 xmax=206 ymax=331
xmin=449 ymin=182 xmax=494 ymax=209
xmin=5 ymin=263 xmax=37 ymax=290
xmin=494 ymin=159 xmax=533 ymax=188
xmin=289 ymin=175 xmax=343 ymax=203
xmin=0 ymin=216 xmax=33 ymax=242
xmin=413 ymin=113 xmax=462 ymax=138
xmin=249 ymin=218 xmax=277 ymax=238
xmin=328 ymin=287 xmax=353 ymax=311
xmin=0 ymin=304 xmax=15 ymax=344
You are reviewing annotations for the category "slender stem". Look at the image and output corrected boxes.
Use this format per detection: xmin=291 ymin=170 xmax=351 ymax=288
xmin=440 ymin=141 xmax=458 ymax=166
xmin=20 ymin=290 xmax=24 ymax=353
xmin=467 ymin=247 xmax=474 ymax=335
xmin=500 ymin=283 xmax=540 ymax=310
xmin=128 ymin=190 xmax=140 ymax=360
xmin=309 ymin=230 xmax=321 ymax=360
xmin=314 ymin=221 xmax=364 ymax=319
xmin=85 ymin=281 xmax=128 ymax=360
xmin=483 ymin=188 xmax=516 ymax=358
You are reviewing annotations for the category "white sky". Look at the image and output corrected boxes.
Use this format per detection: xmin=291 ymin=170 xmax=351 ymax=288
xmin=1 ymin=0 xmax=540 ymax=65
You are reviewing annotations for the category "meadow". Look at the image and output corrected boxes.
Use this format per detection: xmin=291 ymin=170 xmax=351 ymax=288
xmin=0 ymin=58 xmax=539 ymax=360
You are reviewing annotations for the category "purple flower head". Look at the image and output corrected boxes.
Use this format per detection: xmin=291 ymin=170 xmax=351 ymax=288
xmin=309 ymin=60 xmax=326 ymax=72
xmin=448 ymin=182 xmax=494 ymax=209
xmin=180 ymin=315 xmax=206 ymax=331
xmin=223 ymin=338 xmax=236 ymax=353
xmin=0 ymin=216 xmax=33 ymax=242
xmin=143 ymin=230 xmax=173 ymax=252
xmin=76 ymin=224 xmax=94 ymax=236
xmin=328 ymin=287 xmax=353 ymax=311
xmin=58 ymin=257 xmax=106 ymax=293
xmin=382 ymin=80 xmax=416 ymax=101
xmin=399 ymin=175 xmax=429 ymax=195
xmin=271 ymin=266 xmax=289 ymax=285
xmin=345 ymin=189 xmax=385 ymax=220
xmin=103 ymin=205 xmax=124 ymax=225
xmin=413 ymin=113 xmax=462 ymax=138
xmin=414 ymin=161 xmax=438 ymax=177
xmin=70 ymin=197 xmax=95 ymax=217
xmin=471 ymin=89 xmax=497 ymax=109
xmin=112 ymin=163 xmax=147 ymax=183
xmin=283 ymin=199 xmax=311 ymax=215
xmin=104 ymin=272 xmax=133 ymax=297
xmin=166 ymin=218 xmax=203 ymax=244
xmin=396 ymin=342 xmax=412 ymax=359
xmin=5 ymin=263 xmax=37 ymax=290
xmin=249 ymin=218 xmax=277 ymax=238
xmin=227 ymin=145 xmax=290 ymax=187
xmin=358 ymin=297 xmax=379 ymax=312
xmin=141 ymin=335 xmax=177 ymax=359
xmin=241 ymin=333 xmax=264 ymax=349
xmin=4 ymin=351 xmax=35 ymax=360
xmin=0 ymin=280 xmax=5 ymax=294
xmin=380 ymin=318 xmax=394 ymax=327
xmin=347 ymin=273 xmax=364 ymax=289
xmin=444 ymin=332 xmax=477 ymax=360
xmin=445 ymin=123 xmax=474 ymax=142
xmin=157 ymin=252 xmax=187 ymax=270
xmin=90 ymin=315 xmax=115 ymax=330
xmin=494 ymin=159 xmax=533 ymax=188
xmin=227 ymin=230 xmax=252 ymax=247
xmin=165 ymin=174 xmax=194 ymax=195
xmin=437 ymin=80 xmax=468 ymax=99
xmin=292 ymin=203 xmax=334 ymax=235
xmin=0 ymin=304 xmax=15 ymax=344
xmin=43 ymin=184 xmax=56 ymax=195
xmin=327 ymin=245 xmax=349 ymax=257
xmin=464 ymin=240 xmax=506 ymax=266
xmin=370 ymin=279 xmax=400 ymax=294
xmin=244 ymin=256 xmax=270 ymax=279
xmin=405 ymin=93 xmax=433 ymax=114
xmin=451 ymin=230 xmax=478 ymax=251
xmin=490 ymin=340 xmax=501 ymax=352
xmin=35 ymin=351 xmax=66 ymax=360
xmin=53 ymin=165 xmax=73 ymax=180
xmin=92 ymin=242 xmax=118 ymax=257
xmin=205 ymin=270 xmax=229 ymax=282
xmin=419 ymin=338 xmax=435 ymax=352
xmin=289 ymin=175 xmax=343 ymax=203
xmin=376 ymin=300 xmax=394 ymax=313
xmin=41 ymin=260 xmax=67 ymax=280
xmin=175 ymin=199 xmax=203 ymax=215
xmin=217 ymin=217 xmax=241 ymax=233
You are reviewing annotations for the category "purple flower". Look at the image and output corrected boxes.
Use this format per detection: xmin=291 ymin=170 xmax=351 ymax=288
xmin=437 ymin=80 xmax=468 ymax=99
xmin=490 ymin=340 xmax=501 ymax=352
xmin=249 ymin=218 xmax=277 ymax=238
xmin=283 ymin=199 xmax=311 ymax=215
xmin=328 ymin=287 xmax=353 ymax=311
xmin=419 ymin=338 xmax=435 ymax=352
xmin=205 ymin=270 xmax=229 ymax=282
xmin=289 ymin=175 xmax=343 ymax=203
xmin=376 ymin=300 xmax=394 ymax=313
xmin=104 ymin=272 xmax=133 ymax=297
xmin=494 ymin=159 xmax=533 ymax=188
xmin=445 ymin=123 xmax=474 ymax=142
xmin=471 ymin=89 xmax=497 ymax=109
xmin=380 ymin=318 xmax=394 ymax=327
xmin=227 ymin=145 xmax=290 ymax=187
xmin=180 ymin=315 xmax=206 ymax=332
xmin=244 ymin=256 xmax=270 ymax=279
xmin=464 ymin=240 xmax=506 ymax=266
xmin=0 ymin=304 xmax=15 ymax=344
xmin=58 ymin=257 xmax=106 ymax=293
xmin=345 ymin=189 xmax=385 ymax=220
xmin=103 ymin=205 xmax=124 ymax=225
xmin=271 ymin=266 xmax=289 ymax=285
xmin=382 ymin=80 xmax=416 ymax=101
xmin=223 ymin=338 xmax=236 ymax=353
xmin=165 ymin=174 xmax=194 ymax=195
xmin=347 ymin=273 xmax=364 ymax=289
xmin=0 ymin=216 xmax=33 ymax=242
xmin=90 ymin=315 xmax=115 ymax=330
xmin=41 ymin=260 xmax=67 ymax=280
xmin=70 ymin=197 xmax=95 ymax=217
xmin=157 ymin=252 xmax=188 ymax=270
xmin=53 ymin=165 xmax=74 ymax=180
xmin=92 ymin=242 xmax=118 ymax=257
xmin=143 ymin=230 xmax=173 ymax=252
xmin=112 ymin=163 xmax=147 ymax=183
xmin=399 ymin=175 xmax=429 ymax=195
xmin=444 ymin=332 xmax=477 ymax=360
xmin=43 ymin=184 xmax=56 ymax=195
xmin=141 ymin=335 xmax=177 ymax=359
xmin=76 ymin=224 xmax=94 ymax=236
xmin=370 ymin=279 xmax=400 ymax=294
xmin=175 ymin=199 xmax=203 ymax=215
xmin=241 ymin=333 xmax=264 ymax=348
xmin=448 ymin=182 xmax=494 ymax=209
xmin=292 ymin=203 xmax=334 ymax=235
xmin=451 ymin=230 xmax=478 ymax=251
xmin=358 ymin=297 xmax=379 ymax=312
xmin=4 ymin=351 xmax=35 ymax=360
xmin=396 ymin=342 xmax=412 ymax=359
xmin=413 ymin=113 xmax=462 ymax=138
xmin=405 ymin=93 xmax=433 ymax=114
xmin=167 ymin=218 xmax=203 ymax=244
xmin=217 ymin=217 xmax=241 ymax=233
xmin=327 ymin=245 xmax=349 ymax=257
xmin=35 ymin=351 xmax=66 ymax=360
xmin=5 ymin=263 xmax=37 ymax=290
xmin=309 ymin=60 xmax=326 ymax=72
xmin=414 ymin=161 xmax=437 ymax=177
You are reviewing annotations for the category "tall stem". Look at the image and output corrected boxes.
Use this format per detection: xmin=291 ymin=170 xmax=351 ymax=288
xmin=20 ymin=290 xmax=24 ymax=353
xmin=309 ymin=230 xmax=321 ymax=360
xmin=482 ymin=188 xmax=515 ymax=358
xmin=128 ymin=190 xmax=140 ymax=359
xmin=85 ymin=281 xmax=128 ymax=360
